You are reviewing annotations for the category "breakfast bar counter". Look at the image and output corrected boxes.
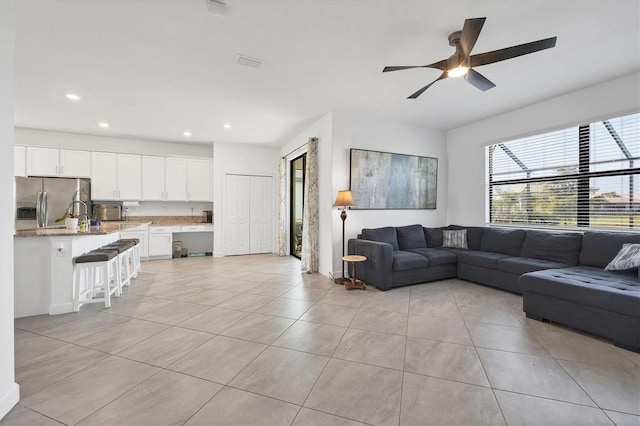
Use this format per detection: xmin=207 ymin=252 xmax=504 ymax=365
xmin=14 ymin=222 xmax=149 ymax=317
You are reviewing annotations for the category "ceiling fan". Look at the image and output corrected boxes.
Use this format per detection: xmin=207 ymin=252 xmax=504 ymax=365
xmin=383 ymin=17 xmax=557 ymax=99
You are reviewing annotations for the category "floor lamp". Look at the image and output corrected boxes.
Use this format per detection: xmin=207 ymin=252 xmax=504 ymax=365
xmin=333 ymin=190 xmax=354 ymax=284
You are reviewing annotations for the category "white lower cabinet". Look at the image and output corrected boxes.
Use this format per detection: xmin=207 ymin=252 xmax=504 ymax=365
xmin=120 ymin=224 xmax=149 ymax=261
xmin=148 ymin=226 xmax=180 ymax=259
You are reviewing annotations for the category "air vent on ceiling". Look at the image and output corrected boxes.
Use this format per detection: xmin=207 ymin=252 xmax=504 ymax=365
xmin=236 ymin=54 xmax=264 ymax=69
xmin=206 ymin=0 xmax=227 ymax=17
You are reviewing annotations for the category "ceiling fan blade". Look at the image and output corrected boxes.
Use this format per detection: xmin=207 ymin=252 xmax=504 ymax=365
xmin=408 ymin=72 xmax=448 ymax=99
xmin=470 ymin=36 xmax=557 ymax=68
xmin=383 ymin=59 xmax=447 ymax=73
xmin=459 ymin=17 xmax=486 ymax=58
xmin=464 ymin=68 xmax=496 ymax=91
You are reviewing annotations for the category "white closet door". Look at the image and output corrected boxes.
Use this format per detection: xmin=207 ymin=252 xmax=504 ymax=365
xmin=259 ymin=177 xmax=273 ymax=254
xmin=225 ymin=175 xmax=239 ymax=256
xmin=250 ymin=177 xmax=263 ymax=254
xmin=226 ymin=174 xmax=272 ymax=256
xmin=237 ymin=176 xmax=251 ymax=255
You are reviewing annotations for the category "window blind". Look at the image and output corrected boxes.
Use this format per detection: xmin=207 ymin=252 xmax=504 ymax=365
xmin=487 ymin=112 xmax=640 ymax=230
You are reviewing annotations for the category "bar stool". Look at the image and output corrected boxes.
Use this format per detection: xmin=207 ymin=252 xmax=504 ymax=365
xmin=102 ymin=240 xmax=135 ymax=290
xmin=73 ymin=248 xmax=120 ymax=311
xmin=118 ymin=238 xmax=141 ymax=278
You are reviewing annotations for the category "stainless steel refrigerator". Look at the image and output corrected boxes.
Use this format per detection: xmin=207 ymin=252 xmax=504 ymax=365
xmin=15 ymin=177 xmax=91 ymax=230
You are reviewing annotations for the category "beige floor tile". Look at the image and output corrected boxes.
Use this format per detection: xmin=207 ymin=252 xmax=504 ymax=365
xmin=14 ymin=310 xmax=93 ymax=334
xmin=0 ymin=404 xmax=63 ymax=425
xmin=178 ymin=288 xmax=238 ymax=306
xmin=100 ymin=295 xmax=175 ymax=318
xmin=14 ymin=332 xmax=67 ymax=364
xmin=603 ymin=410 xmax=640 ymax=426
xmin=256 ymin=298 xmax=315 ymax=319
xmin=560 ymin=360 xmax=640 ymax=415
xmin=495 ymin=390 xmax=614 ymax=426
xmin=273 ymin=321 xmax=346 ymax=356
xmin=531 ymin=328 xmax=638 ymax=369
xmin=300 ymin=303 xmax=358 ymax=327
xmin=408 ymin=297 xmax=462 ymax=320
xmin=117 ymin=326 xmax=212 ymax=367
xmin=177 ymin=306 xmax=250 ymax=334
xmin=304 ymin=358 xmax=403 ymax=425
xmin=37 ymin=311 xmax=130 ymax=343
xmin=216 ymin=293 xmax=274 ymax=311
xmin=229 ymin=346 xmax=328 ymax=405
xmin=292 ymin=408 xmax=367 ymax=426
xmin=245 ymin=283 xmax=295 ymax=297
xmin=318 ymin=288 xmax=367 ymax=307
xmin=168 ymin=335 xmax=265 ymax=383
xmin=407 ymin=314 xmax=473 ymax=345
xmin=361 ymin=293 xmax=410 ymax=313
xmin=477 ymin=348 xmax=595 ymax=406
xmin=400 ymin=372 xmax=505 ymax=426
xmin=16 ymin=344 xmax=109 ymax=398
xmin=81 ymin=318 xmax=168 ymax=354
xmin=350 ymin=309 xmax=408 ymax=335
xmin=467 ymin=321 xmax=551 ymax=357
xmin=220 ymin=313 xmax=294 ymax=344
xmin=261 ymin=274 xmax=303 ymax=286
xmin=458 ymin=302 xmax=523 ymax=327
xmin=78 ymin=370 xmax=222 ymax=426
xmin=23 ymin=356 xmax=159 ymax=426
xmin=134 ymin=301 xmax=210 ymax=325
xmin=212 ymin=280 xmax=261 ymax=293
xmin=185 ymin=387 xmax=299 ymax=426
xmin=405 ymin=337 xmax=490 ymax=387
xmin=281 ymin=286 xmax=329 ymax=302
xmin=334 ymin=328 xmax=406 ymax=370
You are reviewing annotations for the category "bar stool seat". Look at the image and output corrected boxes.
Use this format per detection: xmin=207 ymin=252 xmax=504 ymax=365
xmin=102 ymin=240 xmax=136 ymax=288
xmin=73 ymin=248 xmax=120 ymax=311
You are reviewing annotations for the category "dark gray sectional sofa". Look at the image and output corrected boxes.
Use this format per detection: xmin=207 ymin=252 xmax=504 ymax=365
xmin=347 ymin=224 xmax=640 ymax=352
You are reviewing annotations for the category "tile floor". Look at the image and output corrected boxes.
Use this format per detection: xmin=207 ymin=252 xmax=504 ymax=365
xmin=3 ymin=254 xmax=639 ymax=426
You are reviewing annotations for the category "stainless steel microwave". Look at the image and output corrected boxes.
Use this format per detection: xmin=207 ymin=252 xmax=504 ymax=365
xmin=93 ymin=202 xmax=123 ymax=221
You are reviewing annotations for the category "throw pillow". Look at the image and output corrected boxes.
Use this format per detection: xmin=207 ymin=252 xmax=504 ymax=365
xmin=604 ymin=243 xmax=640 ymax=271
xmin=442 ymin=229 xmax=468 ymax=249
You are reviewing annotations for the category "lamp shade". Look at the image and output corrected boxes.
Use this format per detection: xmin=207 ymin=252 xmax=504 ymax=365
xmin=333 ymin=190 xmax=354 ymax=207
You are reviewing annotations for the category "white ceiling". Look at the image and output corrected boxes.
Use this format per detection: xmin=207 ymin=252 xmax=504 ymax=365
xmin=14 ymin=0 xmax=640 ymax=146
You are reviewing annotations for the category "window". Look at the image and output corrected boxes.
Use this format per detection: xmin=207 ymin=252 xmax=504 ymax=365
xmin=487 ymin=112 xmax=640 ymax=230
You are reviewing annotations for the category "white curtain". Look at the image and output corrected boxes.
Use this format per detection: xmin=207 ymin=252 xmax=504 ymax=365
xmin=278 ymin=157 xmax=287 ymax=256
xmin=301 ymin=137 xmax=319 ymax=273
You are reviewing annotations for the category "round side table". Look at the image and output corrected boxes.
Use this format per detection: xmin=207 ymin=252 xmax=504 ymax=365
xmin=341 ymin=255 xmax=367 ymax=290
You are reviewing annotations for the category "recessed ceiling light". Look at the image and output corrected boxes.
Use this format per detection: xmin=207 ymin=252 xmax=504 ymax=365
xmin=65 ymin=93 xmax=81 ymax=101
xmin=98 ymin=122 xmax=110 ymax=128
xmin=183 ymin=131 xmax=192 ymax=137
xmin=223 ymin=124 xmax=231 ymax=129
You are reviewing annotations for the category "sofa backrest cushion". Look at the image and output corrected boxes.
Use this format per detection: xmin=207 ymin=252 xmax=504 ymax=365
xmin=580 ymin=231 xmax=640 ymax=268
xmin=362 ymin=227 xmax=399 ymax=251
xmin=480 ymin=228 xmax=526 ymax=256
xmin=424 ymin=227 xmax=444 ymax=247
xmin=521 ymin=230 xmax=582 ymax=266
xmin=396 ymin=224 xmax=427 ymax=250
xmin=448 ymin=225 xmax=484 ymax=250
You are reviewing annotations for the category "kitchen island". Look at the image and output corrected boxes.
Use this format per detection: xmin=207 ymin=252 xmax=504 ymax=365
xmin=14 ymin=222 xmax=149 ymax=317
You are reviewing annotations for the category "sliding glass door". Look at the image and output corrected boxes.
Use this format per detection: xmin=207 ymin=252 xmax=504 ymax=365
xmin=290 ymin=154 xmax=306 ymax=258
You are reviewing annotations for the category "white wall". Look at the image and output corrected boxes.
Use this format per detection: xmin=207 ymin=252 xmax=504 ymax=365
xmin=0 ymin=0 xmax=20 ymax=419
xmin=280 ymin=113 xmax=333 ymax=276
xmin=446 ymin=72 xmax=640 ymax=226
xmin=16 ymin=127 xmax=213 ymax=158
xmin=213 ymin=142 xmax=280 ymax=257
xmin=331 ymin=113 xmax=447 ymax=276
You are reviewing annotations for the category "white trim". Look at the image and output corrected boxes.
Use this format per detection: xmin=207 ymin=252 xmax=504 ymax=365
xmin=49 ymin=302 xmax=75 ymax=316
xmin=0 ymin=382 xmax=19 ymax=420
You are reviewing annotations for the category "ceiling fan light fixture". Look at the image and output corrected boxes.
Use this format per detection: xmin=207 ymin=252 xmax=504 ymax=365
xmin=448 ymin=66 xmax=469 ymax=78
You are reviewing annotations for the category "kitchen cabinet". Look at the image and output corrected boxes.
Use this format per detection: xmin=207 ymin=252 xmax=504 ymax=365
xmin=91 ymin=152 xmax=141 ymax=200
xmin=148 ymin=225 xmax=180 ymax=259
xmin=141 ymin=156 xmax=165 ymax=201
xmin=26 ymin=147 xmax=91 ymax=178
xmin=14 ymin=145 xmax=26 ymax=177
xmin=164 ymin=158 xmax=187 ymax=201
xmin=120 ymin=223 xmax=149 ymax=261
xmin=186 ymin=159 xmax=212 ymax=201
xmin=225 ymin=175 xmax=272 ymax=255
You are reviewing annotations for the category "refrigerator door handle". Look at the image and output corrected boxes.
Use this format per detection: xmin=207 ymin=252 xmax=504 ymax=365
xmin=42 ymin=191 xmax=48 ymax=227
xmin=36 ymin=191 xmax=43 ymax=228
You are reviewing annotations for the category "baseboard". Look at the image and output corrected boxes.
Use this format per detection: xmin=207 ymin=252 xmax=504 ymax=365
xmin=213 ymin=251 xmax=225 ymax=258
xmin=49 ymin=302 xmax=74 ymax=315
xmin=0 ymin=382 xmax=19 ymax=420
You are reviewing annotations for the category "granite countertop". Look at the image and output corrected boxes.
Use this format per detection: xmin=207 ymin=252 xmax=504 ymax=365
xmin=14 ymin=222 xmax=149 ymax=238
xmin=125 ymin=216 xmax=213 ymax=226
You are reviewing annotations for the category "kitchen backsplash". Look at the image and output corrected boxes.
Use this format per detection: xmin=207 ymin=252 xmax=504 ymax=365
xmin=125 ymin=215 xmax=211 ymax=225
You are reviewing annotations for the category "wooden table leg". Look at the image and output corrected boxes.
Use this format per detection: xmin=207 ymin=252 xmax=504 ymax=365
xmin=344 ymin=262 xmax=366 ymax=290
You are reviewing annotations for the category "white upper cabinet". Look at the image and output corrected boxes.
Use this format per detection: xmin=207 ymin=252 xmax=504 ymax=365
xmin=91 ymin=152 xmax=117 ymax=200
xmin=164 ymin=157 xmax=187 ymax=201
xmin=116 ymin=154 xmax=141 ymax=200
xmin=14 ymin=146 xmax=26 ymax=177
xmin=141 ymin=156 xmax=165 ymax=201
xmin=26 ymin=147 xmax=91 ymax=177
xmin=186 ymin=158 xmax=212 ymax=201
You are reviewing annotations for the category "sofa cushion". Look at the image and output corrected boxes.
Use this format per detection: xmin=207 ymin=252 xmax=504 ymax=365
xmin=362 ymin=227 xmax=399 ymax=251
xmin=480 ymin=228 xmax=526 ymax=256
xmin=580 ymin=231 xmax=640 ymax=269
xmin=407 ymin=248 xmax=457 ymax=266
xmin=497 ymin=257 xmax=570 ymax=276
xmin=448 ymin=225 xmax=484 ymax=250
xmin=456 ymin=251 xmax=511 ymax=269
xmin=424 ymin=227 xmax=444 ymax=248
xmin=396 ymin=224 xmax=427 ymax=250
xmin=520 ymin=266 xmax=640 ymax=317
xmin=392 ymin=251 xmax=429 ymax=271
xmin=605 ymin=243 xmax=640 ymax=271
xmin=521 ymin=231 xmax=582 ymax=266
xmin=442 ymin=229 xmax=468 ymax=249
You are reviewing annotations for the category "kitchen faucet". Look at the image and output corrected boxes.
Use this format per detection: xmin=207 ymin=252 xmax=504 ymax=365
xmin=67 ymin=200 xmax=89 ymax=223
